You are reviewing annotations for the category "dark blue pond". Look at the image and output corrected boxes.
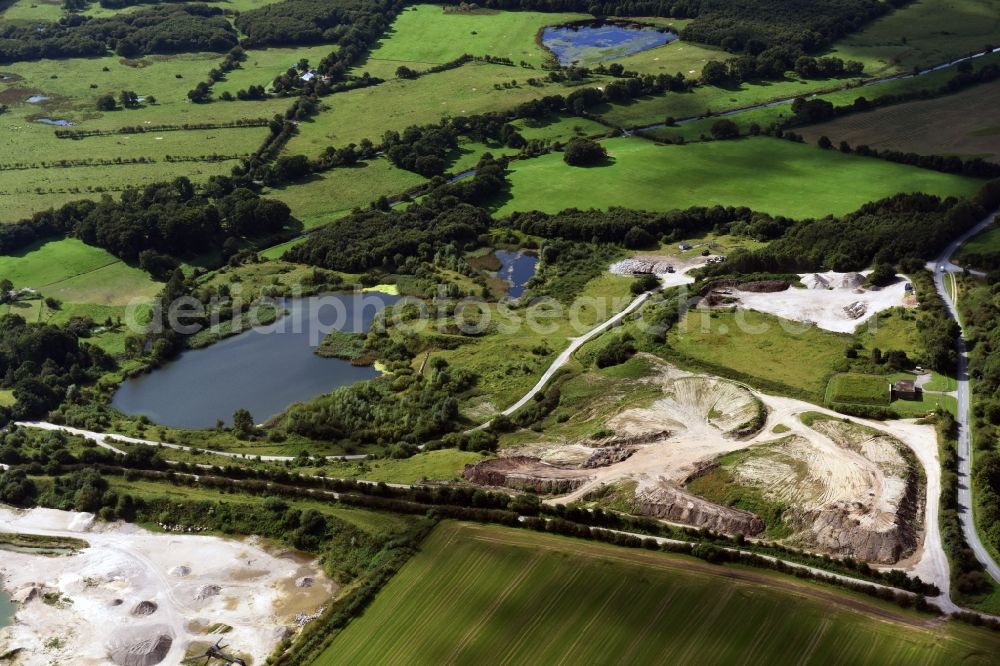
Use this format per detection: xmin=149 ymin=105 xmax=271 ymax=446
xmin=495 ymin=250 xmax=538 ymax=299
xmin=112 ymin=292 xmax=399 ymax=428
xmin=542 ymin=22 xmax=678 ymax=66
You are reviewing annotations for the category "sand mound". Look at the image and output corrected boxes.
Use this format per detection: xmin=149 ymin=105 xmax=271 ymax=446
xmin=613 ymin=376 xmax=762 ymax=438
xmin=195 ymin=584 xmax=221 ymax=600
xmin=168 ymin=565 xmax=190 ymax=577
xmin=131 ymin=600 xmax=158 ymax=617
xmin=803 ymin=273 xmax=830 ymax=289
xmin=295 ymin=576 xmax=314 ymax=588
xmin=107 ymin=625 xmax=173 ymax=666
xmin=839 ymin=272 xmax=865 ymax=288
xmin=110 ymin=598 xmax=124 ymax=607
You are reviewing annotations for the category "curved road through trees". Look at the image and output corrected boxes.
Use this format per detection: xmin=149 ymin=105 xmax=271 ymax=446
xmin=932 ymin=209 xmax=1000 ymax=583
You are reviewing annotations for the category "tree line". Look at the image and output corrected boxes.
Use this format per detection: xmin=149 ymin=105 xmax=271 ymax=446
xmin=0 ymin=4 xmax=237 ymax=64
xmin=0 ymin=176 xmax=291 ymax=269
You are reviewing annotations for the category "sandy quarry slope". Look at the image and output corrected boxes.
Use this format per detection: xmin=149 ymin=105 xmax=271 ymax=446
xmin=464 ymin=358 xmax=941 ymax=576
xmin=0 ymin=507 xmax=335 ymax=665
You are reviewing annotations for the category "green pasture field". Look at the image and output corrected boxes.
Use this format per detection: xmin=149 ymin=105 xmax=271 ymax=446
xmin=0 ymin=0 xmax=62 ymax=22
xmin=495 ymin=136 xmax=983 ymax=220
xmin=447 ymin=114 xmax=609 ymax=172
xmin=646 ymin=51 xmax=1000 ymax=143
xmin=599 ymin=47 xmax=1000 ymax=133
xmin=319 ymin=521 xmax=1000 ymax=665
xmin=355 ymin=4 xmax=588 ymax=80
xmin=666 ymin=309 xmax=849 ymax=399
xmin=0 ymin=51 xmax=289 ymax=221
xmin=797 ymin=77 xmax=1000 ymax=161
xmin=213 ymin=44 xmax=338 ymax=96
xmin=857 ymin=307 xmax=926 ymax=363
xmin=283 ymin=62 xmax=593 ymax=158
xmin=0 ymin=238 xmax=160 ymax=306
xmin=0 ymin=157 xmax=248 ymax=223
xmin=955 ymin=223 xmax=1000 ymax=264
xmin=826 ymin=373 xmax=891 ymax=406
xmin=831 ymin=0 xmax=1000 ymax=75
xmin=609 ymin=27 xmax=725 ymax=78
xmin=265 ymin=157 xmax=427 ymax=229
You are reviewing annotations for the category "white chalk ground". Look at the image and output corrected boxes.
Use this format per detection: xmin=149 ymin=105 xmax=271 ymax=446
xmin=729 ymin=272 xmax=909 ymax=333
xmin=0 ymin=507 xmax=336 ymax=665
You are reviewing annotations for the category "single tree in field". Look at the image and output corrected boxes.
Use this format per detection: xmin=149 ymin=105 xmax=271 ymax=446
xmin=710 ymin=118 xmax=740 ymax=140
xmin=95 ymin=93 xmax=117 ymax=111
xmin=562 ymin=137 xmax=607 ymax=166
xmin=232 ymin=408 xmax=255 ymax=438
xmin=700 ymin=60 xmax=728 ymax=85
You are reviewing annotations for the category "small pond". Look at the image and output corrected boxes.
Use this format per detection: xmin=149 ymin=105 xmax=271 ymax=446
xmin=34 ymin=118 xmax=74 ymax=126
xmin=495 ymin=250 xmax=538 ymax=299
xmin=25 ymin=95 xmax=49 ymax=104
xmin=112 ymin=292 xmax=399 ymax=429
xmin=542 ymin=21 xmax=678 ymax=66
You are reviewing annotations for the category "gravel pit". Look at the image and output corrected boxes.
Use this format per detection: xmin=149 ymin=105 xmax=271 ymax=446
xmin=106 ymin=625 xmax=173 ymax=666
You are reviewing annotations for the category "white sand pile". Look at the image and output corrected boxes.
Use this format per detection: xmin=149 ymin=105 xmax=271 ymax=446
xmin=168 ymin=565 xmax=190 ymax=577
xmin=107 ymin=625 xmax=174 ymax=666
xmin=803 ymin=273 xmax=830 ymax=289
xmin=727 ymin=271 xmax=908 ymax=333
xmin=194 ymin=584 xmax=221 ymax=600
xmin=131 ymin=600 xmax=158 ymax=617
xmin=839 ymin=272 xmax=865 ymax=289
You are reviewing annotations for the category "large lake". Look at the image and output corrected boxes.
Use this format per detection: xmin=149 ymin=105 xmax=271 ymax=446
xmin=112 ymin=292 xmax=399 ymax=428
xmin=542 ymin=21 xmax=678 ymax=66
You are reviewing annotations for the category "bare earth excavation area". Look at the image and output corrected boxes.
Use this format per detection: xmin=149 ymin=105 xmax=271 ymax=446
xmin=0 ymin=508 xmax=335 ymax=665
xmin=465 ymin=358 xmax=939 ymax=574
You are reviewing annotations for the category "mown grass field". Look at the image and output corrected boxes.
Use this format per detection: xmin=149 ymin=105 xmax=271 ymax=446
xmin=666 ymin=309 xmax=849 ymax=399
xmin=265 ymin=157 xmax=427 ymax=229
xmin=319 ymin=521 xmax=1000 ymax=665
xmin=0 ymin=0 xmax=63 ymax=22
xmin=496 ymin=136 xmax=984 ymax=219
xmin=0 ymin=238 xmax=160 ymax=305
xmin=798 ymin=78 xmax=1000 ymax=161
xmin=356 ymin=4 xmax=587 ymax=79
xmin=826 ymin=373 xmax=891 ymax=405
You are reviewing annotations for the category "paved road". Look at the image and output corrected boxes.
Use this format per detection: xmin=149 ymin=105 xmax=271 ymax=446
xmin=15 ymin=421 xmax=369 ymax=462
xmin=931 ymin=209 xmax=1000 ymax=583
